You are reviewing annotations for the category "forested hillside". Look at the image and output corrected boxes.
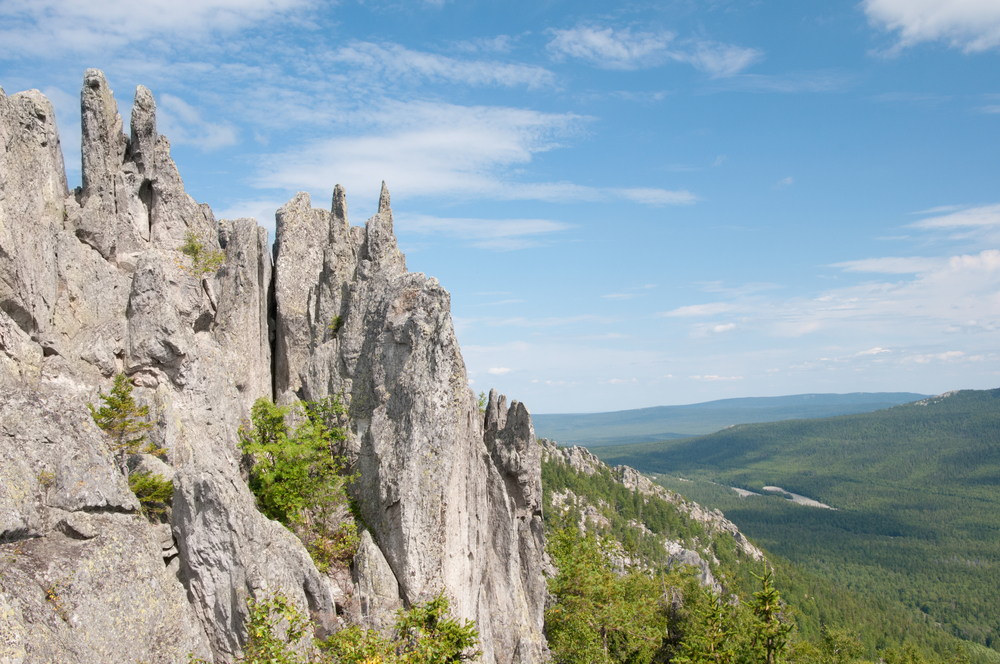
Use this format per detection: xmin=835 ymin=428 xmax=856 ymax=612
xmin=589 ymin=389 xmax=1000 ymax=661
xmin=539 ymin=438 xmax=985 ymax=664
xmin=533 ymin=392 xmax=927 ymax=446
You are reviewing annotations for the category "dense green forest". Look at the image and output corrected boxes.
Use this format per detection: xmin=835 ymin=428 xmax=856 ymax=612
xmin=587 ymin=389 xmax=1000 ymax=662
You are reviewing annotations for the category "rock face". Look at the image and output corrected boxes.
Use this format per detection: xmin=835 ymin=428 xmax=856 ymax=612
xmin=1 ymin=70 xmax=548 ymax=663
xmin=1 ymin=71 xmax=338 ymax=663
xmin=271 ymin=187 xmax=548 ymax=663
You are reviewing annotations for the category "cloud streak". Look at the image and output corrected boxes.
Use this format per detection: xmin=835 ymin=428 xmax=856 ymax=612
xmin=546 ymin=25 xmax=762 ymax=77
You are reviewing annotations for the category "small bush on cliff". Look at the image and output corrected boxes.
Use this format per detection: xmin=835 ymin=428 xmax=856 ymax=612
xmin=321 ymin=591 xmax=480 ymax=663
xmin=89 ymin=372 xmax=173 ymax=521
xmin=181 ymin=229 xmax=225 ymax=276
xmin=128 ymin=470 xmax=174 ymax=520
xmin=239 ymin=396 xmax=358 ymax=570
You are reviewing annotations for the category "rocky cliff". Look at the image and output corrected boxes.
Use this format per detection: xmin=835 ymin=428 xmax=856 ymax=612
xmin=0 ymin=70 xmax=545 ymax=663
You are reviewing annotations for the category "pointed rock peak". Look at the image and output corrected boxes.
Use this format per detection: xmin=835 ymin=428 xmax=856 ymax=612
xmin=332 ymin=184 xmax=348 ymax=226
xmin=81 ymin=68 xmax=125 ymax=194
xmin=130 ymin=86 xmax=157 ymax=177
xmin=84 ymin=68 xmax=108 ymax=91
xmin=132 ymin=85 xmax=155 ymax=115
xmin=378 ymin=181 xmax=391 ymax=214
xmin=1 ymin=85 xmax=6 ymax=100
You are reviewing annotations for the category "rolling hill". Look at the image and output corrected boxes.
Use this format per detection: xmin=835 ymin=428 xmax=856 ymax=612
xmin=533 ymin=392 xmax=928 ymax=446
xmin=588 ymin=388 xmax=1000 ymax=658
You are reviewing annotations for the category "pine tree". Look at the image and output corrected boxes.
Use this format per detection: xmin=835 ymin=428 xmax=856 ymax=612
xmin=88 ymin=372 xmax=155 ymax=477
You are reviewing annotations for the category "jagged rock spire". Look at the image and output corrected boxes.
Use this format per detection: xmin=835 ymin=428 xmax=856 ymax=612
xmin=129 ymin=85 xmax=156 ymax=178
xmin=378 ymin=180 xmax=390 ymax=213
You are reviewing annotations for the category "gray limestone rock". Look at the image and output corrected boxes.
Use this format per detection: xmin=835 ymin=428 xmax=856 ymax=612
xmin=272 ymin=186 xmax=548 ymax=664
xmin=0 ymin=386 xmax=211 ymax=664
xmin=350 ymin=529 xmax=403 ymax=630
xmin=1 ymin=69 xmax=562 ymax=664
xmin=0 ymin=87 xmax=67 ymax=338
xmin=1 ymin=72 xmax=342 ymax=663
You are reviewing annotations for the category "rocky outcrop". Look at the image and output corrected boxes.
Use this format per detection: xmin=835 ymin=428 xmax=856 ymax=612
xmin=270 ymin=185 xmax=548 ymax=662
xmin=540 ymin=437 xmax=763 ymax=592
xmin=1 ymin=71 xmax=337 ymax=663
xmin=1 ymin=69 xmax=548 ymax=663
xmin=0 ymin=386 xmax=211 ymax=663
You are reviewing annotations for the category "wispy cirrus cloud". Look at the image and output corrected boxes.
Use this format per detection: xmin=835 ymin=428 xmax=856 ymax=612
xmin=864 ymin=0 xmax=1000 ymax=53
xmin=831 ymin=256 xmax=945 ymax=273
xmin=0 ymin=0 xmax=315 ymax=57
xmin=254 ymin=99 xmax=697 ymax=208
xmin=397 ymin=214 xmax=570 ymax=250
xmin=546 ymin=25 xmax=761 ymax=77
xmin=329 ymin=41 xmax=556 ymax=89
xmin=158 ymin=93 xmax=239 ymax=150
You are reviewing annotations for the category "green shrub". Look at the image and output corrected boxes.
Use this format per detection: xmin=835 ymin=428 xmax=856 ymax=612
xmin=321 ymin=591 xmax=480 ymax=663
xmin=239 ymin=396 xmax=358 ymax=571
xmin=129 ymin=470 xmax=173 ymax=521
xmin=181 ymin=230 xmax=225 ymax=276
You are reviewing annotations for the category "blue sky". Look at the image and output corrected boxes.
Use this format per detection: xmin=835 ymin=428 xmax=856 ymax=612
xmin=2 ymin=0 xmax=999 ymax=413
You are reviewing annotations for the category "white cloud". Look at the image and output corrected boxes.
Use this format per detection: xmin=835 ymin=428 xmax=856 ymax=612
xmin=908 ymin=204 xmax=1000 ymax=244
xmin=547 ymin=26 xmax=675 ymax=69
xmin=158 ymin=93 xmax=239 ymax=151
xmin=712 ymin=323 xmax=737 ymax=333
xmin=397 ymin=214 xmax=570 ymax=250
xmin=661 ymin=303 xmax=736 ymax=317
xmin=672 ymin=41 xmax=765 ymax=78
xmin=214 ymin=198 xmax=285 ymax=230
xmin=775 ymin=176 xmax=794 ymax=189
xmin=329 ymin=41 xmax=555 ymax=89
xmin=857 ymin=347 xmax=892 ymax=356
xmin=0 ymin=0 xmax=313 ymax=57
xmin=487 ymin=367 xmax=512 ymax=375
xmin=906 ymin=350 xmax=965 ymax=364
xmin=832 ymin=256 xmax=945 ymax=273
xmin=864 ymin=0 xmax=1000 ymax=53
xmin=911 ymin=203 xmax=1000 ymax=229
xmin=546 ymin=26 xmax=761 ymax=77
xmin=254 ymin=100 xmax=697 ymax=206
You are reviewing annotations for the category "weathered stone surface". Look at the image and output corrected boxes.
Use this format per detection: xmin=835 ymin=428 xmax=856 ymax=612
xmin=215 ymin=218 xmax=273 ymax=412
xmin=1 ymin=71 xmax=342 ymax=664
xmin=349 ymin=529 xmax=403 ymax=630
xmin=0 ymin=87 xmax=67 ymax=337
xmin=273 ymin=187 xmax=548 ymax=664
xmin=0 ymin=386 xmax=211 ymax=663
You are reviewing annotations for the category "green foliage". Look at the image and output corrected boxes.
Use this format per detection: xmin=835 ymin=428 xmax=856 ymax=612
xmin=321 ymin=591 xmax=480 ymax=663
xmin=542 ymin=454 xmax=703 ymax=562
xmin=477 ymin=392 xmax=486 ymax=415
xmin=181 ymin=229 xmax=225 ymax=276
xmin=750 ymin=570 xmax=794 ymax=664
xmin=129 ymin=470 xmax=173 ymax=521
xmin=88 ymin=372 xmax=160 ymax=477
xmin=243 ymin=593 xmax=316 ymax=664
xmin=239 ymin=396 xmax=358 ymax=571
xmin=545 ymin=527 xmax=671 ymax=664
xmin=328 ymin=316 xmax=344 ymax=336
xmin=545 ymin=525 xmax=800 ymax=664
xmin=593 ymin=389 xmax=1000 ymax=659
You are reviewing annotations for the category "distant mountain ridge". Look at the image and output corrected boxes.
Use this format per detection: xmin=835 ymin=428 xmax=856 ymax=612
xmin=533 ymin=392 xmax=928 ymax=446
